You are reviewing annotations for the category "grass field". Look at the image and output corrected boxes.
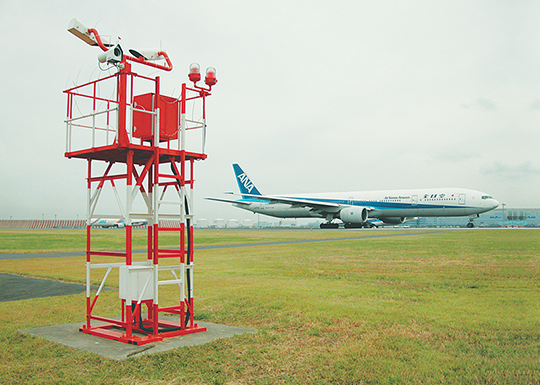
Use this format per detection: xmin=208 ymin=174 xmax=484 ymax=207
xmin=0 ymin=228 xmax=538 ymax=384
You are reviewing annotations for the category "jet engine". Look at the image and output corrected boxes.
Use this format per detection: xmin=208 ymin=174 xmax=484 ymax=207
xmin=116 ymin=222 xmax=126 ymax=228
xmin=339 ymin=206 xmax=369 ymax=223
xmin=380 ymin=217 xmax=406 ymax=225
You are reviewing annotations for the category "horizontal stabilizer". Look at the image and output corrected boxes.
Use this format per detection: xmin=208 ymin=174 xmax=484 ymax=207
xmin=205 ymin=197 xmax=252 ymax=205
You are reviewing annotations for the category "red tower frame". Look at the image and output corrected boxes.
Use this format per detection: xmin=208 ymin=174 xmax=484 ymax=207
xmin=64 ymin=21 xmax=216 ymax=345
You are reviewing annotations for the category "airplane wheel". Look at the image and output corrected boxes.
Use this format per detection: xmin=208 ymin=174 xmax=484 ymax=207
xmin=320 ymin=223 xmax=339 ymax=229
xmin=466 ymin=222 xmax=474 ymax=228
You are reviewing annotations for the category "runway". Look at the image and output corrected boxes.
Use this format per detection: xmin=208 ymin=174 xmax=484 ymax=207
xmin=0 ymin=272 xmax=102 ymax=302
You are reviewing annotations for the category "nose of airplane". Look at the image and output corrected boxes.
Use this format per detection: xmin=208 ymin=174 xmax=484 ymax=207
xmin=492 ymin=199 xmax=500 ymax=209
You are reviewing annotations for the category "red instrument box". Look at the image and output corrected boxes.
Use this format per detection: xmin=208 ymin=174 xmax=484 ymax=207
xmin=133 ymin=93 xmax=179 ymax=141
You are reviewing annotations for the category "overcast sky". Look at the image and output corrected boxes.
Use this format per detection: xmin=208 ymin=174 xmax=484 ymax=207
xmin=1 ymin=1 xmax=539 ymax=222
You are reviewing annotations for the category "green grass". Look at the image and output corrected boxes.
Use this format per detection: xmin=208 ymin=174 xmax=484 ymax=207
xmin=0 ymin=229 xmax=539 ymax=384
xmin=0 ymin=228 xmax=384 ymax=254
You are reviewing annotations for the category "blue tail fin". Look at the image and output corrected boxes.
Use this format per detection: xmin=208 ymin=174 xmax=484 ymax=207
xmin=233 ymin=164 xmax=262 ymax=198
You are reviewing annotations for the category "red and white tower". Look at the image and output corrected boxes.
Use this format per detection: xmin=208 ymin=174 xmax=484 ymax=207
xmin=64 ymin=19 xmax=217 ymax=345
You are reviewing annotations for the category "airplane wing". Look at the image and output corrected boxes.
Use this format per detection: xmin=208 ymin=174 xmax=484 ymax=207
xmin=232 ymin=193 xmax=343 ymax=211
xmin=207 ymin=193 xmax=379 ymax=215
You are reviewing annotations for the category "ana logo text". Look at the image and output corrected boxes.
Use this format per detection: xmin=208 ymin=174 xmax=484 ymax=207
xmin=237 ymin=173 xmax=255 ymax=193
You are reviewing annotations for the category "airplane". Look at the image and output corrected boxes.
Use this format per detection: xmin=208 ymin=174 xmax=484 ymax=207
xmin=90 ymin=218 xmax=148 ymax=228
xmin=205 ymin=164 xmax=500 ymax=229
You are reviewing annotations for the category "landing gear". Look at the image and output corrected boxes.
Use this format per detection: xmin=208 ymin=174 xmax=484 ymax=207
xmin=320 ymin=222 xmax=374 ymax=229
xmin=320 ymin=222 xmax=339 ymax=229
xmin=320 ymin=214 xmax=340 ymax=229
xmin=320 ymin=222 xmax=373 ymax=229
xmin=344 ymin=223 xmax=365 ymax=229
xmin=466 ymin=214 xmax=479 ymax=228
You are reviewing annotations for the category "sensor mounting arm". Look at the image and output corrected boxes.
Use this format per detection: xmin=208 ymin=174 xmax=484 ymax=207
xmin=75 ymin=22 xmax=173 ymax=72
xmin=124 ymin=51 xmax=173 ymax=72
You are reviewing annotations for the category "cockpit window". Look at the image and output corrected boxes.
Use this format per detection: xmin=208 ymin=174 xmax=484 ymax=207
xmin=481 ymin=196 xmax=493 ymax=200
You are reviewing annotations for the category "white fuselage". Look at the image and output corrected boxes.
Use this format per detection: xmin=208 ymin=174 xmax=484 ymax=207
xmin=234 ymin=188 xmax=499 ymax=220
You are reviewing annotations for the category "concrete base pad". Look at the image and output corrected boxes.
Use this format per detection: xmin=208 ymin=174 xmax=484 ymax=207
xmin=21 ymin=318 xmax=255 ymax=360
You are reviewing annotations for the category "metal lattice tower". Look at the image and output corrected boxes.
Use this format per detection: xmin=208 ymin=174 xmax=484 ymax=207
xmin=65 ymin=19 xmax=217 ymax=345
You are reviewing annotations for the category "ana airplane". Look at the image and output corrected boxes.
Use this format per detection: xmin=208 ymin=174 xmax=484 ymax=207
xmin=206 ymin=164 xmax=500 ymax=228
xmin=90 ymin=218 xmax=148 ymax=228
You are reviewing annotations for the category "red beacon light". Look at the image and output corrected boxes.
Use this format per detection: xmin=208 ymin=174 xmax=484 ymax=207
xmin=188 ymin=63 xmax=201 ymax=84
xmin=205 ymin=67 xmax=217 ymax=88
